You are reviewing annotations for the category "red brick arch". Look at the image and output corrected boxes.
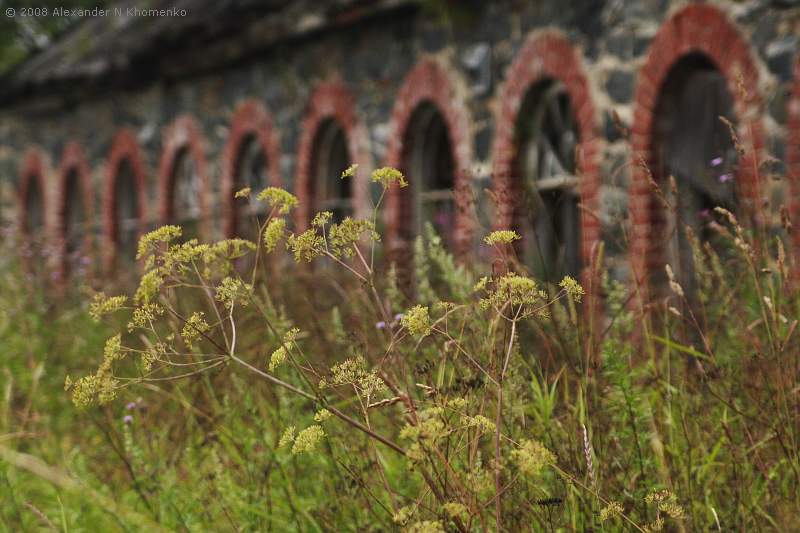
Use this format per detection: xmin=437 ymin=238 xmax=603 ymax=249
xmin=491 ymin=31 xmax=602 ymax=279
xmin=384 ymin=57 xmax=474 ymax=258
xmin=102 ymin=128 xmax=149 ymax=271
xmin=629 ymin=4 xmax=765 ymax=295
xmin=157 ymin=115 xmax=211 ymax=239
xmin=221 ymin=99 xmax=282 ymax=237
xmin=55 ymin=141 xmax=95 ymax=279
xmin=294 ymin=80 xmax=372 ymax=230
xmin=17 ymin=146 xmax=50 ymax=239
xmin=787 ymin=58 xmax=800 ymax=280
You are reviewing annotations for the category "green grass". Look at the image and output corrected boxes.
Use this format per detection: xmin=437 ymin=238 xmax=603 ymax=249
xmin=1 ymin=184 xmax=799 ymax=532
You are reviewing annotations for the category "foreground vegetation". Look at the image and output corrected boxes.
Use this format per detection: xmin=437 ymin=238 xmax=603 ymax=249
xmin=1 ymin=167 xmax=799 ymax=532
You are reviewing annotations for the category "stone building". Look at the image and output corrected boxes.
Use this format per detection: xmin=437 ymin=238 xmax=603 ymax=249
xmin=1 ymin=0 xmax=798 ymax=295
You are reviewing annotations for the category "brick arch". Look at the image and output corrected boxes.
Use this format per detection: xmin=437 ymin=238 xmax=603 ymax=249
xmin=17 ymin=146 xmax=50 ymax=239
xmin=102 ymin=128 xmax=149 ymax=271
xmin=221 ymin=99 xmax=282 ymax=237
xmin=491 ymin=31 xmax=602 ymax=280
xmin=384 ymin=57 xmax=475 ymax=258
xmin=157 ymin=115 xmax=211 ymax=239
xmin=629 ymin=4 xmax=765 ymax=294
xmin=294 ymin=80 xmax=372 ymax=230
xmin=55 ymin=141 xmax=95 ymax=279
xmin=787 ymin=58 xmax=800 ymax=281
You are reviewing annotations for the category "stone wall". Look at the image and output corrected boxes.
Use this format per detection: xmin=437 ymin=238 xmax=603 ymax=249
xmin=1 ymin=0 xmax=799 ymax=284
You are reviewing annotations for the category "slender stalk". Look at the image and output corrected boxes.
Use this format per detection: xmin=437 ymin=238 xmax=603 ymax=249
xmin=228 ymin=353 xmax=406 ymax=455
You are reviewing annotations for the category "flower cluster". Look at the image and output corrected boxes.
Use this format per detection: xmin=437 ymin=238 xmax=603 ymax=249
xmin=511 ymin=439 xmax=555 ymax=477
xmin=558 ymin=276 xmax=585 ymax=303
xmin=400 ymin=305 xmax=432 ymax=338
xmin=89 ymin=292 xmax=128 ymax=321
xmin=442 ymin=502 xmax=467 ymax=519
xmin=314 ymin=408 xmax=331 ymax=422
xmin=328 ymin=218 xmax=377 ymax=257
xmin=268 ymin=328 xmax=300 ymax=372
xmin=256 ymin=187 xmax=298 ymax=214
xmin=320 ymin=356 xmax=387 ymax=400
xmin=291 ymin=425 xmax=325 ymax=454
xmin=600 ymin=501 xmax=624 ymax=522
xmin=478 ymin=273 xmax=549 ymax=319
xmin=311 ymin=211 xmax=333 ymax=228
xmin=128 ymin=302 xmax=165 ymax=332
xmin=215 ymin=277 xmax=253 ymax=309
xmin=181 ymin=312 xmax=210 ymax=347
xmin=483 ymin=230 xmax=520 ymax=246
xmin=461 ymin=414 xmax=495 ymax=433
xmin=645 ymin=489 xmax=685 ymax=519
xmin=136 ymin=225 xmax=182 ymax=260
xmin=341 ymin=163 xmax=358 ymax=179
xmin=134 ymin=268 xmax=165 ymax=305
xmin=287 ymin=229 xmax=324 ymax=263
xmin=278 ymin=426 xmax=296 ymax=448
xmin=68 ymin=334 xmax=126 ymax=408
xmin=371 ymin=166 xmax=407 ymax=188
xmin=263 ymin=218 xmax=286 ymax=253
xmin=405 ymin=521 xmax=445 ymax=533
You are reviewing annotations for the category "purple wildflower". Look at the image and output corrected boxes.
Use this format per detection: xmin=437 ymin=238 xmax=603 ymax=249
xmin=699 ymin=209 xmax=711 ymax=219
xmin=126 ymin=401 xmax=137 ymax=410
xmin=719 ymin=173 xmax=733 ymax=183
xmin=394 ymin=313 xmax=404 ymax=321
xmin=123 ymin=415 xmax=133 ymax=424
xmin=710 ymin=157 xmax=723 ymax=167
xmin=376 ymin=321 xmax=387 ymax=330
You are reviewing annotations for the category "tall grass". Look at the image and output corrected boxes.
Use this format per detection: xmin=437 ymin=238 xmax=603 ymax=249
xmin=0 ymin=163 xmax=798 ymax=532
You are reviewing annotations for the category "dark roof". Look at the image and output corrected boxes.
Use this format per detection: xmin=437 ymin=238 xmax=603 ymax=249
xmin=0 ymin=0 xmax=411 ymax=105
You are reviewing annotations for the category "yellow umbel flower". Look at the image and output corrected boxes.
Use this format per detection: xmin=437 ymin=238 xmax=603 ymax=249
xmin=314 ymin=408 xmax=332 ymax=422
xmin=511 ymin=439 xmax=556 ymax=477
xmin=263 ymin=218 xmax=286 ymax=253
xmin=215 ymin=277 xmax=253 ymax=309
xmin=89 ymin=293 xmax=128 ymax=321
xmin=371 ymin=167 xmax=407 ymax=188
xmin=278 ymin=426 xmax=296 ymax=448
xmin=328 ymin=218 xmax=377 ymax=257
xmin=600 ymin=501 xmax=624 ymax=522
xmin=136 ymin=225 xmax=182 ymax=260
xmin=181 ymin=312 xmax=209 ymax=347
xmin=256 ymin=187 xmax=298 ymax=215
xmin=405 ymin=520 xmax=445 ymax=533
xmin=287 ymin=229 xmax=324 ymax=262
xmin=341 ymin=163 xmax=358 ymax=178
xmin=400 ymin=305 xmax=431 ymax=337
xmin=483 ymin=230 xmax=520 ymax=246
xmin=291 ymin=425 xmax=325 ymax=454
xmin=559 ymin=276 xmax=585 ymax=303
xmin=312 ymin=211 xmax=333 ymax=228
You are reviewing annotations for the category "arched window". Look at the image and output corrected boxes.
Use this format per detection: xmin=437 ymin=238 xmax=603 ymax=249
xmin=158 ymin=116 xmax=208 ymax=240
xmin=401 ymin=102 xmax=455 ymax=247
xmin=113 ymin=159 xmax=141 ymax=264
xmin=514 ymin=79 xmax=581 ymax=281
xmin=233 ymin=134 xmax=270 ymax=238
xmin=167 ymin=147 xmax=201 ymax=239
xmin=386 ymin=59 xmax=474 ymax=260
xmin=311 ymin=119 xmax=351 ymax=222
xmin=629 ymin=5 xmax=764 ymax=297
xmin=22 ymin=176 xmax=44 ymax=244
xmin=63 ymin=169 xmax=89 ymax=276
xmin=651 ymin=53 xmax=737 ymax=292
xmin=222 ymin=100 xmax=282 ymax=239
